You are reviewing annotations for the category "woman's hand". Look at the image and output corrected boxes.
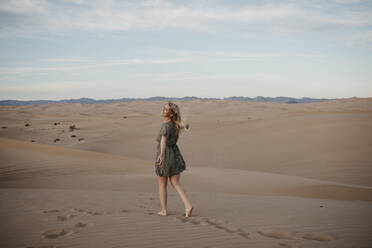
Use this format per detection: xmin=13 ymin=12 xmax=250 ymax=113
xmin=156 ymin=154 xmax=163 ymax=166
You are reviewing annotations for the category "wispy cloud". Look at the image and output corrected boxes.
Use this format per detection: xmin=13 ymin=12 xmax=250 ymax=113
xmin=131 ymin=72 xmax=282 ymax=82
xmin=0 ymin=0 xmax=48 ymax=14
xmin=347 ymin=30 xmax=372 ymax=47
xmin=0 ymin=58 xmax=195 ymax=75
xmin=0 ymin=80 xmax=97 ymax=92
xmin=1 ymin=1 xmax=371 ymax=100
xmin=0 ymin=51 xmax=325 ymax=76
xmin=0 ymin=0 xmax=371 ymax=35
xmin=172 ymin=51 xmax=327 ymax=59
xmin=334 ymin=0 xmax=370 ymax=4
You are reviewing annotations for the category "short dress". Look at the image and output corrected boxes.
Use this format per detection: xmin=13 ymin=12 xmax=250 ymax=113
xmin=155 ymin=121 xmax=186 ymax=177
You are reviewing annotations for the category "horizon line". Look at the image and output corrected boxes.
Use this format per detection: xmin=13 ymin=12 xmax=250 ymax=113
xmin=1 ymin=95 xmax=369 ymax=102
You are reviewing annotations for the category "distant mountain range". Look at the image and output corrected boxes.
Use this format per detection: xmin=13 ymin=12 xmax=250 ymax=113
xmin=0 ymin=96 xmax=333 ymax=106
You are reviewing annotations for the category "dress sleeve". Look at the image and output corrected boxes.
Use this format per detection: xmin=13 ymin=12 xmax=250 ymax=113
xmin=160 ymin=123 xmax=170 ymax=140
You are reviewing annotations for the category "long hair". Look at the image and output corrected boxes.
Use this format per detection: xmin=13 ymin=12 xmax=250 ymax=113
xmin=167 ymin=101 xmax=187 ymax=136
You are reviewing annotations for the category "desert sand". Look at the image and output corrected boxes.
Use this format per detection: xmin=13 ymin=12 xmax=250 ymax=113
xmin=0 ymin=97 xmax=372 ymax=248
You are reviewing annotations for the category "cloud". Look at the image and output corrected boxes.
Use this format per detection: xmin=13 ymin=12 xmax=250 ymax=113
xmin=334 ymin=0 xmax=370 ymax=4
xmin=0 ymin=51 xmax=325 ymax=76
xmin=0 ymin=0 xmax=371 ymax=35
xmin=0 ymin=0 xmax=48 ymax=14
xmin=348 ymin=30 xmax=372 ymax=47
xmin=172 ymin=51 xmax=326 ymax=59
xmin=0 ymin=58 xmax=196 ymax=75
xmin=46 ymin=4 xmax=299 ymax=32
xmin=0 ymin=80 xmax=97 ymax=92
xmin=131 ymin=72 xmax=282 ymax=82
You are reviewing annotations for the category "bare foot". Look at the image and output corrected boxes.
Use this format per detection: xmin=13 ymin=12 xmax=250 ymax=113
xmin=157 ymin=210 xmax=167 ymax=216
xmin=185 ymin=206 xmax=193 ymax=217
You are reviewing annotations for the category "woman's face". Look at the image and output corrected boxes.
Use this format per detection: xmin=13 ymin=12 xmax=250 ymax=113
xmin=161 ymin=104 xmax=172 ymax=118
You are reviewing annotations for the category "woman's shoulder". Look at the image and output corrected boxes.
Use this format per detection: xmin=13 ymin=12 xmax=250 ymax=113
xmin=163 ymin=121 xmax=173 ymax=126
xmin=163 ymin=121 xmax=175 ymax=132
xmin=160 ymin=121 xmax=172 ymax=130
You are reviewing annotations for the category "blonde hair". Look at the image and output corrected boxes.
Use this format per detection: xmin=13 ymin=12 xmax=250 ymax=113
xmin=167 ymin=101 xmax=187 ymax=136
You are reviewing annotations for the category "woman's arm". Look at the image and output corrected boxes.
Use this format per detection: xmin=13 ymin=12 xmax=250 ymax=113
xmin=160 ymin=135 xmax=167 ymax=156
xmin=157 ymin=135 xmax=167 ymax=165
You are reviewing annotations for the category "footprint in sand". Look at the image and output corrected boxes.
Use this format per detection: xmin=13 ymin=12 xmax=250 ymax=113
xmin=57 ymin=214 xmax=78 ymax=221
xmin=26 ymin=245 xmax=57 ymax=248
xmin=74 ymin=208 xmax=89 ymax=213
xmin=257 ymin=230 xmax=294 ymax=240
xmin=207 ymin=218 xmax=251 ymax=238
xmin=72 ymin=221 xmax=94 ymax=233
xmin=236 ymin=229 xmax=251 ymax=239
xmin=73 ymin=208 xmax=105 ymax=216
xmin=42 ymin=229 xmax=73 ymax=239
xmin=74 ymin=222 xmax=88 ymax=228
xmin=43 ymin=209 xmax=80 ymax=220
xmin=41 ymin=222 xmax=91 ymax=239
xmin=174 ymin=216 xmax=250 ymax=239
xmin=203 ymin=217 xmax=227 ymax=228
xmin=88 ymin=210 xmax=105 ymax=215
xmin=278 ymin=243 xmax=291 ymax=247
xmin=302 ymin=232 xmax=335 ymax=241
xmin=42 ymin=209 xmax=60 ymax=213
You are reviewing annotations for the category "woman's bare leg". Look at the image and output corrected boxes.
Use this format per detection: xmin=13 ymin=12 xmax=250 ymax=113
xmin=170 ymin=173 xmax=193 ymax=217
xmin=157 ymin=175 xmax=168 ymax=216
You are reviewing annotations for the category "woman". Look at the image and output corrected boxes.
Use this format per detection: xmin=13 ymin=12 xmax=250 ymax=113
xmin=155 ymin=101 xmax=193 ymax=217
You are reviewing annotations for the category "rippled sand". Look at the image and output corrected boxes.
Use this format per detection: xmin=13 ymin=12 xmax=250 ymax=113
xmin=1 ymin=98 xmax=371 ymax=248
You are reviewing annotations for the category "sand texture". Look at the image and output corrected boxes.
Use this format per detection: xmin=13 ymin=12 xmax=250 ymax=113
xmin=1 ymin=98 xmax=372 ymax=248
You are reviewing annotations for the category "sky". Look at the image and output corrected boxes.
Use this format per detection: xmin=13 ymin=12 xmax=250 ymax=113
xmin=0 ymin=0 xmax=372 ymax=100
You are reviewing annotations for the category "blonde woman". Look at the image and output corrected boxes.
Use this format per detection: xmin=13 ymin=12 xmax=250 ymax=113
xmin=155 ymin=101 xmax=193 ymax=217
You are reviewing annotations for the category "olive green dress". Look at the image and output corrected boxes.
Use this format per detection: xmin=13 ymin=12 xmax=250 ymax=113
xmin=155 ymin=121 xmax=186 ymax=177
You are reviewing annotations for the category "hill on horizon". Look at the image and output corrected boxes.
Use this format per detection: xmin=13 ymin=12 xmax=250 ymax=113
xmin=0 ymin=96 xmax=338 ymax=106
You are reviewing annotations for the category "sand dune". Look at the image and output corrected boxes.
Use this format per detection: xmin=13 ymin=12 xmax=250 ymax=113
xmin=1 ymin=137 xmax=371 ymax=201
xmin=1 ymin=98 xmax=372 ymax=247
xmin=1 ymin=98 xmax=371 ymax=185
